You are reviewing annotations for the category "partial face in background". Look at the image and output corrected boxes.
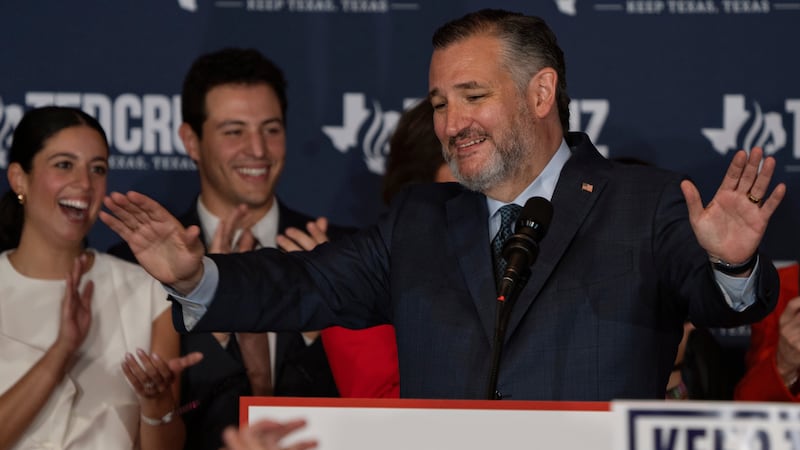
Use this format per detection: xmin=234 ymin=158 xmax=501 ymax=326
xmin=435 ymin=163 xmax=457 ymax=183
xmin=183 ymin=83 xmax=286 ymax=213
xmin=10 ymin=125 xmax=109 ymax=245
xmin=429 ymin=33 xmax=533 ymax=193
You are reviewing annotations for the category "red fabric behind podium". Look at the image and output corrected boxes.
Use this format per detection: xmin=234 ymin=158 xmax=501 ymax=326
xmin=736 ymin=262 xmax=800 ymax=401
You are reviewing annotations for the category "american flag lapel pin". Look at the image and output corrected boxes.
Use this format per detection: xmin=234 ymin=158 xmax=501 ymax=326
xmin=581 ymin=182 xmax=594 ymax=193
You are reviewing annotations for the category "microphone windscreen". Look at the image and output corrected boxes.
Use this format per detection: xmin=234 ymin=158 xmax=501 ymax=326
xmin=516 ymin=196 xmax=553 ymax=241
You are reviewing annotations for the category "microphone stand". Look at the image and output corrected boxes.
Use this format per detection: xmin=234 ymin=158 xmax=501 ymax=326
xmin=485 ymin=271 xmax=528 ymax=400
xmin=484 ymin=196 xmax=552 ymax=400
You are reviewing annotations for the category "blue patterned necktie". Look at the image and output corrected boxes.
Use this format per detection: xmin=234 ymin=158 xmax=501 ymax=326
xmin=491 ymin=204 xmax=522 ymax=285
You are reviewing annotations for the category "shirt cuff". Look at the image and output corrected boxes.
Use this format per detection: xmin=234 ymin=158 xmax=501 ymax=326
xmin=714 ymin=255 xmax=759 ymax=312
xmin=162 ymin=256 xmax=220 ymax=330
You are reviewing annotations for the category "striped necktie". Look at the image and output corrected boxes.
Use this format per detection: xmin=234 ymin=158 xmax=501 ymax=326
xmin=491 ymin=204 xmax=522 ymax=285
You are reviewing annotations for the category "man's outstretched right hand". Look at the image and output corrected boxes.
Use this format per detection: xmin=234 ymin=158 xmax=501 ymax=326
xmin=100 ymin=191 xmax=206 ymax=295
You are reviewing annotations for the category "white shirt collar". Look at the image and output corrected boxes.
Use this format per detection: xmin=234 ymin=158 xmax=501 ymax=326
xmin=196 ymin=196 xmax=280 ymax=249
xmin=486 ymin=139 xmax=571 ymax=239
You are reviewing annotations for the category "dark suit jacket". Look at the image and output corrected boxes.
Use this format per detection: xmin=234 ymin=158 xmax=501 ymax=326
xmin=110 ymin=200 xmax=340 ymax=450
xmin=177 ymin=132 xmax=779 ymax=401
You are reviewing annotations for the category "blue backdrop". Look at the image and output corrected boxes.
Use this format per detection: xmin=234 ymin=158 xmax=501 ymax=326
xmin=0 ymin=0 xmax=797 ymax=260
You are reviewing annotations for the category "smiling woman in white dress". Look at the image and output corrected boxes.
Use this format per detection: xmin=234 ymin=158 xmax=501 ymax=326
xmin=0 ymin=106 xmax=202 ymax=450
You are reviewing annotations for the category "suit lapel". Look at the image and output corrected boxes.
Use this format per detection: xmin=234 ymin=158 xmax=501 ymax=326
xmin=445 ymin=190 xmax=496 ymax=344
xmin=504 ymin=139 xmax=610 ymax=339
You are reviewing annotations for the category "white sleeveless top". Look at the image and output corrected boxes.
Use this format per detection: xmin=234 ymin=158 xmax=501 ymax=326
xmin=0 ymin=250 xmax=170 ymax=450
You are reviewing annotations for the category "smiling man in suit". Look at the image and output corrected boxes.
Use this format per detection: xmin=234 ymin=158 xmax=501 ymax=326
xmin=108 ymin=48 xmax=341 ymax=450
xmin=103 ymin=10 xmax=785 ymax=401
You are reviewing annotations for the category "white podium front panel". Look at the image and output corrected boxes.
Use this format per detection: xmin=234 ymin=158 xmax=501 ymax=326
xmin=243 ymin=398 xmax=612 ymax=450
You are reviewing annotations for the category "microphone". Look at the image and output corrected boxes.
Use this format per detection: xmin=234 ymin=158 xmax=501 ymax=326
xmin=496 ymin=196 xmax=553 ymax=302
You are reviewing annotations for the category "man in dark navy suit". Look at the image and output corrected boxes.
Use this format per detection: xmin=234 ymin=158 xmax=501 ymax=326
xmin=108 ymin=48 xmax=340 ymax=450
xmin=103 ymin=10 xmax=785 ymax=402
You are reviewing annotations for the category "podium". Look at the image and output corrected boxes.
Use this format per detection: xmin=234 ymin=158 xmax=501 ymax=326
xmin=242 ymin=397 xmax=611 ymax=449
xmin=243 ymin=397 xmax=800 ymax=450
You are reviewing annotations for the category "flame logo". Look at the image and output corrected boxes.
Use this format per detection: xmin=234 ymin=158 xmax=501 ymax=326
xmin=742 ymin=102 xmax=786 ymax=156
xmin=178 ymin=0 xmax=198 ymax=12
xmin=555 ymin=0 xmax=577 ymax=15
xmin=361 ymin=101 xmax=399 ymax=175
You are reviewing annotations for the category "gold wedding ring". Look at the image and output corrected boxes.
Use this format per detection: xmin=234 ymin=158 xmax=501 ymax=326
xmin=747 ymin=193 xmax=761 ymax=204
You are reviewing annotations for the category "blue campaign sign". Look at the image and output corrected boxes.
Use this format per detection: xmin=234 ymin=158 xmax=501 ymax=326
xmin=615 ymin=400 xmax=800 ymax=450
xmin=0 ymin=0 xmax=797 ymax=257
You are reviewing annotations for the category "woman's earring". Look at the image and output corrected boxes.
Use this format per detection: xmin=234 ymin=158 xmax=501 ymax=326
xmin=16 ymin=193 xmax=24 ymax=205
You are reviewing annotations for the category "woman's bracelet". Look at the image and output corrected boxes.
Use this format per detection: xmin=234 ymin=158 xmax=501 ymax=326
xmin=141 ymin=409 xmax=175 ymax=426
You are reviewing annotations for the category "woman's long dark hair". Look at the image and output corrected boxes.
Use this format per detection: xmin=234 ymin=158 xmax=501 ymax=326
xmin=0 ymin=106 xmax=108 ymax=251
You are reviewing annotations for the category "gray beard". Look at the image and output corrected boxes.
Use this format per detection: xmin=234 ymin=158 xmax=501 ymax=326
xmin=445 ymin=124 xmax=531 ymax=194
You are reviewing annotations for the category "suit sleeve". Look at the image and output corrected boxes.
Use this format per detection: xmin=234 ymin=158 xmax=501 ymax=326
xmin=187 ymin=192 xmax=409 ymax=335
